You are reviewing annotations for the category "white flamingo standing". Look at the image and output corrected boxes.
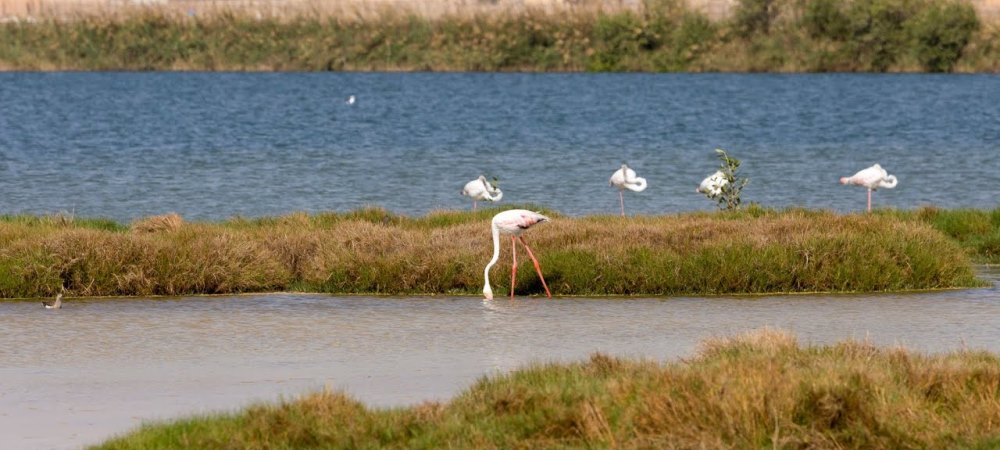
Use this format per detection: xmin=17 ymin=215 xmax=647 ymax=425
xmin=483 ymin=209 xmax=552 ymax=300
xmin=696 ymin=170 xmax=729 ymax=198
xmin=609 ymin=164 xmax=647 ymax=217
xmin=840 ymin=164 xmax=898 ymax=212
xmin=461 ymin=175 xmax=503 ymax=210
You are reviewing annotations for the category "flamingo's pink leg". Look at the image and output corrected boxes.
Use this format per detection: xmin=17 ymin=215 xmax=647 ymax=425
xmin=619 ymin=191 xmax=625 ymax=217
xmin=473 ymin=200 xmax=477 ymax=211
xmin=867 ymin=188 xmax=872 ymax=212
xmin=510 ymin=236 xmax=518 ymax=299
xmin=518 ymin=237 xmax=552 ymax=298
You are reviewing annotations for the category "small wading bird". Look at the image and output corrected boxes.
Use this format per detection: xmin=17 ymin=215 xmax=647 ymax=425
xmin=609 ymin=164 xmax=647 ymax=217
xmin=42 ymin=293 xmax=63 ymax=310
xmin=483 ymin=209 xmax=552 ymax=300
xmin=840 ymin=164 xmax=898 ymax=212
xmin=461 ymin=175 xmax=503 ymax=210
xmin=697 ymin=170 xmax=728 ymax=198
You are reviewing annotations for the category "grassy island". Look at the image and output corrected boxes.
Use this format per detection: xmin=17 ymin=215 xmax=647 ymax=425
xmin=0 ymin=207 xmax=987 ymax=299
xmin=1 ymin=0 xmax=998 ymax=72
xmin=94 ymin=329 xmax=1000 ymax=449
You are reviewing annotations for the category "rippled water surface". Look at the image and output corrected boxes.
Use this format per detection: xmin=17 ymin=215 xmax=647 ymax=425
xmin=1 ymin=73 xmax=999 ymax=220
xmin=2 ymin=267 xmax=999 ymax=449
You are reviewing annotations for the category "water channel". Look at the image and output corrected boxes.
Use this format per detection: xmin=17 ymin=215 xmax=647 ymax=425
xmin=2 ymin=267 xmax=998 ymax=449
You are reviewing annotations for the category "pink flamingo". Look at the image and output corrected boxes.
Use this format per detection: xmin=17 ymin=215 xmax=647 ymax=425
xmin=840 ymin=164 xmax=898 ymax=212
xmin=482 ymin=209 xmax=552 ymax=300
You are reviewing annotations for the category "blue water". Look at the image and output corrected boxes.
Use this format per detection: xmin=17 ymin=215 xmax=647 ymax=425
xmin=1 ymin=72 xmax=998 ymax=221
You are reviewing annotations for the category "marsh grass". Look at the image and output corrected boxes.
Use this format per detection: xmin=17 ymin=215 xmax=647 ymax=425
xmin=0 ymin=0 xmax=995 ymax=72
xmin=0 ymin=208 xmax=982 ymax=298
xmin=94 ymin=328 xmax=1000 ymax=449
xmin=878 ymin=206 xmax=1000 ymax=263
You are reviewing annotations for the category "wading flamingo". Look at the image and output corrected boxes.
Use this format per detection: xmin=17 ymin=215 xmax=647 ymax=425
xmin=462 ymin=175 xmax=503 ymax=210
xmin=609 ymin=164 xmax=647 ymax=217
xmin=483 ymin=209 xmax=552 ymax=300
xmin=697 ymin=170 xmax=729 ymax=198
xmin=840 ymin=164 xmax=898 ymax=212
xmin=42 ymin=293 xmax=63 ymax=309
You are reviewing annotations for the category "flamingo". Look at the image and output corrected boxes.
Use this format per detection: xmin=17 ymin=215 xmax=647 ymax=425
xmin=697 ymin=170 xmax=729 ymax=198
xmin=840 ymin=164 xmax=898 ymax=212
xmin=609 ymin=164 xmax=647 ymax=217
xmin=42 ymin=293 xmax=63 ymax=309
xmin=483 ymin=209 xmax=552 ymax=300
xmin=461 ymin=175 xmax=503 ymax=210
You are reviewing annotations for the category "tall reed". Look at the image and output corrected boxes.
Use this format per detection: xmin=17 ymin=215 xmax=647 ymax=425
xmin=0 ymin=208 xmax=981 ymax=298
xmin=94 ymin=328 xmax=1000 ymax=449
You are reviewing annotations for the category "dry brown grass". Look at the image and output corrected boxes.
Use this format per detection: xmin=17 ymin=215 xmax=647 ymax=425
xmin=129 ymin=212 xmax=183 ymax=233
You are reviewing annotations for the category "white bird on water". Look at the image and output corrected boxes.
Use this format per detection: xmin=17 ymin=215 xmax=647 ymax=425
xmin=345 ymin=95 xmax=356 ymax=105
xmin=609 ymin=164 xmax=647 ymax=217
xmin=461 ymin=175 xmax=503 ymax=210
xmin=42 ymin=293 xmax=63 ymax=309
xmin=840 ymin=163 xmax=898 ymax=212
xmin=697 ymin=170 xmax=729 ymax=198
xmin=483 ymin=209 xmax=552 ymax=300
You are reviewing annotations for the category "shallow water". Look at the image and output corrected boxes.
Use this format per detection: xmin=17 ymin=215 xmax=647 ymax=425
xmin=2 ymin=73 xmax=1000 ymax=221
xmin=1 ymin=267 xmax=998 ymax=449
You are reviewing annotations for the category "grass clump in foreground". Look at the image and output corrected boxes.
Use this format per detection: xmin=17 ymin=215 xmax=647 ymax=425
xmin=94 ymin=329 xmax=1000 ymax=449
xmin=0 ymin=207 xmax=983 ymax=298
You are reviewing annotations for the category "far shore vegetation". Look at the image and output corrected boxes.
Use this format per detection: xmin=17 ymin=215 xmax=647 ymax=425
xmin=0 ymin=206 xmax=993 ymax=299
xmin=1 ymin=0 xmax=998 ymax=72
xmin=94 ymin=328 xmax=1000 ymax=449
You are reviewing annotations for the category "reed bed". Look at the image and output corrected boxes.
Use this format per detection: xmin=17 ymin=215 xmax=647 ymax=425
xmin=0 ymin=207 xmax=982 ymax=298
xmin=94 ymin=328 xmax=1000 ymax=449
xmin=0 ymin=0 xmax=996 ymax=72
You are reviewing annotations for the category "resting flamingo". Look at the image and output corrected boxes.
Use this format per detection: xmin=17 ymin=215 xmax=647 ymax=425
xmin=840 ymin=164 xmax=898 ymax=212
xmin=609 ymin=164 xmax=647 ymax=217
xmin=462 ymin=175 xmax=503 ymax=211
xmin=696 ymin=170 xmax=728 ymax=198
xmin=483 ymin=209 xmax=552 ymax=300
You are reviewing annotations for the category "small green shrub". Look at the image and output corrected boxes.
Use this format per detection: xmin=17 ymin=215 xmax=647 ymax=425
xmin=588 ymin=13 xmax=658 ymax=71
xmin=803 ymin=0 xmax=852 ymax=40
xmin=733 ymin=0 xmax=781 ymax=37
xmin=714 ymin=148 xmax=749 ymax=211
xmin=907 ymin=0 xmax=978 ymax=72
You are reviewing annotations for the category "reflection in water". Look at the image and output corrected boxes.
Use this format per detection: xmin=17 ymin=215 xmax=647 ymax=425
xmin=1 ymin=269 xmax=999 ymax=450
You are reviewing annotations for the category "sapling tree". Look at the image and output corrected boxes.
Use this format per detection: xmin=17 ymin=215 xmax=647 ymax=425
xmin=711 ymin=148 xmax=749 ymax=210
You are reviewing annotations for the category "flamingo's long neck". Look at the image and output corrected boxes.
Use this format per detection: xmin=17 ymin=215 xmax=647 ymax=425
xmin=483 ymin=223 xmax=501 ymax=299
xmin=624 ymin=177 xmax=647 ymax=192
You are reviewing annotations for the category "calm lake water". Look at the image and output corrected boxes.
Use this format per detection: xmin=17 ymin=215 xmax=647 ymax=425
xmin=2 ymin=267 xmax=999 ymax=449
xmin=1 ymin=73 xmax=999 ymax=221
